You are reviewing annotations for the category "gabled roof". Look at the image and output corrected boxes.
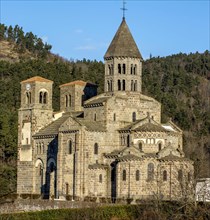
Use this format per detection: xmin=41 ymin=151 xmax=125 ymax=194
xmin=59 ymin=80 xmax=97 ymax=88
xmin=21 ymin=76 xmax=53 ymax=83
xmin=77 ymin=119 xmax=106 ymax=132
xmin=104 ymin=19 xmax=142 ymax=59
xmin=33 ymin=113 xmax=71 ymax=137
xmin=134 ymin=123 xmax=167 ymax=132
xmin=88 ymin=163 xmax=109 ymax=170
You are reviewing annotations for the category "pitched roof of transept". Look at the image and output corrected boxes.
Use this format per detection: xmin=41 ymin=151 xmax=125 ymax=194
xmin=104 ymin=19 xmax=142 ymax=59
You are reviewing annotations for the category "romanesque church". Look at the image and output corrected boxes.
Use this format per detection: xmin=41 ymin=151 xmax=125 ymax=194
xmin=17 ymin=17 xmax=194 ymax=202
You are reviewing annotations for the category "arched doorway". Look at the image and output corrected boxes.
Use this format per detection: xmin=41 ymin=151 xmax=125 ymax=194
xmin=35 ymin=159 xmax=44 ymax=195
xmin=111 ymin=161 xmax=118 ymax=203
xmin=45 ymin=158 xmax=56 ymax=199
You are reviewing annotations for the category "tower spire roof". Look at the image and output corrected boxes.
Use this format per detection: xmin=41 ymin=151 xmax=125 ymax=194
xmin=104 ymin=19 xmax=142 ymax=59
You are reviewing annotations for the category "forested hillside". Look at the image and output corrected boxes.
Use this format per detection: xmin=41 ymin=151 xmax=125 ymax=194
xmin=0 ymin=24 xmax=210 ymax=198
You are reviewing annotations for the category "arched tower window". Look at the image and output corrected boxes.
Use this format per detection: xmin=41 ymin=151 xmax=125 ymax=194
xmin=123 ymin=64 xmax=126 ymax=74
xmin=26 ymin=92 xmax=31 ymax=104
xmin=130 ymin=64 xmax=133 ymax=75
xmin=39 ymin=92 xmax=43 ymax=103
xmin=94 ymin=143 xmax=98 ymax=155
xmin=122 ymin=80 xmax=125 ymax=91
xmin=111 ymin=64 xmax=114 ymax=75
xmin=147 ymin=163 xmax=154 ymax=181
xmin=43 ymin=92 xmax=47 ymax=104
xmin=39 ymin=90 xmax=48 ymax=104
xmin=99 ymin=174 xmax=102 ymax=183
xmin=68 ymin=140 xmax=72 ymax=154
xmin=134 ymin=64 xmax=137 ymax=75
xmin=110 ymin=80 xmax=113 ymax=92
xmin=132 ymin=112 xmax=136 ymax=122
xmin=108 ymin=65 xmax=111 ymax=75
xmin=136 ymin=170 xmax=140 ymax=181
xmin=118 ymin=64 xmax=121 ymax=74
xmin=69 ymin=95 xmax=71 ymax=107
xmin=65 ymin=95 xmax=68 ymax=107
xmin=118 ymin=80 xmax=121 ymax=91
xmin=163 ymin=170 xmax=167 ymax=181
xmin=94 ymin=113 xmax=97 ymax=121
xmin=122 ymin=170 xmax=126 ymax=181
xmin=131 ymin=80 xmax=134 ymax=91
xmin=134 ymin=80 xmax=137 ymax=91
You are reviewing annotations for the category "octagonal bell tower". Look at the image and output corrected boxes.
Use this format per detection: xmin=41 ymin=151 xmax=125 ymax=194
xmin=104 ymin=18 xmax=143 ymax=93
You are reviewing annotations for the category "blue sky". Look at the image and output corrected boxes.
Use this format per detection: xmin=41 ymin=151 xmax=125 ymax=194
xmin=1 ymin=0 xmax=209 ymax=61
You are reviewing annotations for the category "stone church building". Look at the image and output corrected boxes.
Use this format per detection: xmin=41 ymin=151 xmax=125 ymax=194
xmin=17 ymin=18 xmax=194 ymax=202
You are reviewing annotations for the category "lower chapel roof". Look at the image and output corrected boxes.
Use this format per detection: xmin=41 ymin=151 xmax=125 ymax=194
xmin=33 ymin=113 xmax=71 ymax=137
xmin=33 ymin=113 xmax=106 ymax=138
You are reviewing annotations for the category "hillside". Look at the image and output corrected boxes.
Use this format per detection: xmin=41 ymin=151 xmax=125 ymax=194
xmin=0 ymin=24 xmax=210 ymax=198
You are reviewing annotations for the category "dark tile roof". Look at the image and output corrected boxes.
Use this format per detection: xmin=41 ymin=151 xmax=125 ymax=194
xmin=159 ymin=155 xmax=191 ymax=162
xmin=134 ymin=123 xmax=167 ymax=132
xmin=120 ymin=121 xmax=167 ymax=132
xmin=77 ymin=119 xmax=106 ymax=132
xmin=84 ymin=97 xmax=110 ymax=105
xmin=88 ymin=163 xmax=109 ymax=170
xmin=117 ymin=154 xmax=142 ymax=162
xmin=33 ymin=113 xmax=71 ymax=137
xmin=104 ymin=19 xmax=142 ymax=59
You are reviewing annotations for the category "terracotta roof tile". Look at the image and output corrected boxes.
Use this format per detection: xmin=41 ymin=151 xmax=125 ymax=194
xmin=21 ymin=76 xmax=53 ymax=83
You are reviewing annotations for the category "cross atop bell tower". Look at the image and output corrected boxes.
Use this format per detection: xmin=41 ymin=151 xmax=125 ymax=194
xmin=121 ymin=0 xmax=127 ymax=20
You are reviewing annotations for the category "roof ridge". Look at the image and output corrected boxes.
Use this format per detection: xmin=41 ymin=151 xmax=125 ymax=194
xmin=21 ymin=76 xmax=53 ymax=83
